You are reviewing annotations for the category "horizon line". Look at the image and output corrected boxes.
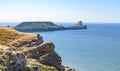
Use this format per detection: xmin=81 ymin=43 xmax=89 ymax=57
xmin=0 ymin=21 xmax=120 ymax=24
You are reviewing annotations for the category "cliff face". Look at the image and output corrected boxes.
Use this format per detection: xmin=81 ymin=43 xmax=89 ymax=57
xmin=0 ymin=26 xmax=77 ymax=71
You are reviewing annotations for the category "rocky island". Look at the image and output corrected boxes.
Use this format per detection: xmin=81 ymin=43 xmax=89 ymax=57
xmin=15 ymin=21 xmax=87 ymax=32
xmin=67 ymin=21 xmax=87 ymax=30
xmin=0 ymin=26 xmax=77 ymax=71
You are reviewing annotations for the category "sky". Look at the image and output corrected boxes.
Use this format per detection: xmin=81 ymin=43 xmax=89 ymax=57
xmin=0 ymin=0 xmax=120 ymax=22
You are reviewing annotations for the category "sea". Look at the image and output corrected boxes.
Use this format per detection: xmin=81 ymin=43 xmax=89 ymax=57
xmin=1 ymin=23 xmax=120 ymax=71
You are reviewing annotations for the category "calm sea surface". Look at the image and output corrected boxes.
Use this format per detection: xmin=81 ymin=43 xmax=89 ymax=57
xmin=1 ymin=23 xmax=120 ymax=71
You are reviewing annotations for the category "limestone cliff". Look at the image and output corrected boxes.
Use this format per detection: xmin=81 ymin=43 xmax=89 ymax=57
xmin=0 ymin=26 xmax=77 ymax=71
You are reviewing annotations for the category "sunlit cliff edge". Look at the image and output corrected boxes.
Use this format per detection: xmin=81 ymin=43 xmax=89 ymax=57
xmin=0 ymin=26 xmax=77 ymax=71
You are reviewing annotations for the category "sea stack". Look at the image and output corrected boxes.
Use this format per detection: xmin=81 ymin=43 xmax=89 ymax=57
xmin=68 ymin=21 xmax=87 ymax=29
xmin=75 ymin=21 xmax=83 ymax=27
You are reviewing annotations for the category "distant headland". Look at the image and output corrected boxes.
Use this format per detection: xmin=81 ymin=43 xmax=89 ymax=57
xmin=14 ymin=21 xmax=87 ymax=32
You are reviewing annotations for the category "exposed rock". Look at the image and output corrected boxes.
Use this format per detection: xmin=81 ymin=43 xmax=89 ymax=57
xmin=68 ymin=21 xmax=87 ymax=29
xmin=0 ymin=52 xmax=26 ymax=71
xmin=24 ymin=41 xmax=64 ymax=70
xmin=39 ymin=51 xmax=64 ymax=70
xmin=75 ymin=21 xmax=83 ymax=27
xmin=6 ymin=47 xmax=16 ymax=51
xmin=35 ymin=42 xmax=55 ymax=52
xmin=12 ymin=35 xmax=43 ymax=47
xmin=65 ymin=66 xmax=77 ymax=71
xmin=24 ymin=42 xmax=55 ymax=58
xmin=0 ymin=26 xmax=77 ymax=71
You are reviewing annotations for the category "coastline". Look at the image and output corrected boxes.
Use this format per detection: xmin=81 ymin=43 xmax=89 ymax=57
xmin=0 ymin=26 xmax=77 ymax=71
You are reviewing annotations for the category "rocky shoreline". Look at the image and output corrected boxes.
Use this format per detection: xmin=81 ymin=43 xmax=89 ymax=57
xmin=0 ymin=26 xmax=77 ymax=71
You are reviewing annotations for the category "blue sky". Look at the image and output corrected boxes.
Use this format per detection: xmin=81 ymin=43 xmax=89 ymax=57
xmin=0 ymin=0 xmax=120 ymax=22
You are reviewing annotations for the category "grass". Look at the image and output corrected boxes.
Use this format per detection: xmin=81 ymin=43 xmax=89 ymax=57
xmin=0 ymin=26 xmax=23 ymax=45
xmin=0 ymin=26 xmax=36 ymax=46
xmin=15 ymin=22 xmax=59 ymax=29
xmin=27 ymin=58 xmax=58 ymax=71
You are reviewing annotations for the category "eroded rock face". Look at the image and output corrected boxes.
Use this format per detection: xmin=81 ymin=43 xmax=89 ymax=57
xmin=25 ymin=42 xmax=55 ymax=58
xmin=39 ymin=51 xmax=64 ymax=71
xmin=0 ymin=34 xmax=77 ymax=71
xmin=25 ymin=41 xmax=64 ymax=70
xmin=32 ymin=42 xmax=55 ymax=52
xmin=0 ymin=52 xmax=26 ymax=71
xmin=17 ymin=36 xmax=43 ymax=47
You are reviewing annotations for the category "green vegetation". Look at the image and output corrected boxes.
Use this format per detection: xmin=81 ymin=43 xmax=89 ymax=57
xmin=15 ymin=22 xmax=62 ymax=29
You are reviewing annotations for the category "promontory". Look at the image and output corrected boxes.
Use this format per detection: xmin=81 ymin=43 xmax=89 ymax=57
xmin=14 ymin=21 xmax=87 ymax=32
xmin=0 ymin=26 xmax=77 ymax=71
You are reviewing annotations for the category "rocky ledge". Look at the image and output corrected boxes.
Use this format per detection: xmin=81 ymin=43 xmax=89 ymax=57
xmin=0 ymin=26 xmax=77 ymax=71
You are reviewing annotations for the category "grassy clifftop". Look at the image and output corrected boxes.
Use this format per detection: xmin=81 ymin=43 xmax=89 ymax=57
xmin=0 ymin=26 xmax=76 ymax=71
xmin=0 ymin=26 xmax=22 ymax=45
xmin=0 ymin=26 xmax=59 ymax=71
xmin=0 ymin=26 xmax=36 ymax=45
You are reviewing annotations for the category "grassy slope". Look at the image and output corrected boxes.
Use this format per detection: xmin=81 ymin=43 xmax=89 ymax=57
xmin=0 ymin=26 xmax=24 ymax=45
xmin=0 ymin=26 xmax=38 ymax=45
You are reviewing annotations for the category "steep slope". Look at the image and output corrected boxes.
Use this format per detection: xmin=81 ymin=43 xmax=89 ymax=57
xmin=0 ymin=26 xmax=77 ymax=71
xmin=0 ymin=26 xmax=36 ymax=45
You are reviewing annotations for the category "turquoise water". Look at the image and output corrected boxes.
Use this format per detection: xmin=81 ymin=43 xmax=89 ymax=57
xmin=1 ymin=23 xmax=120 ymax=71
xmin=33 ymin=24 xmax=120 ymax=71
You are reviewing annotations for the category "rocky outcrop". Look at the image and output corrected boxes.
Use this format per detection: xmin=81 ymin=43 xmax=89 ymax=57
xmin=65 ymin=67 xmax=76 ymax=71
xmin=34 ymin=42 xmax=55 ymax=52
xmin=0 ymin=26 xmax=77 ymax=71
xmin=24 ymin=39 xmax=64 ymax=70
xmin=0 ymin=52 xmax=26 ymax=71
xmin=68 ymin=21 xmax=87 ymax=29
xmin=8 ymin=34 xmax=43 ymax=47
xmin=39 ymin=51 xmax=64 ymax=70
xmin=0 ymin=35 xmax=77 ymax=71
